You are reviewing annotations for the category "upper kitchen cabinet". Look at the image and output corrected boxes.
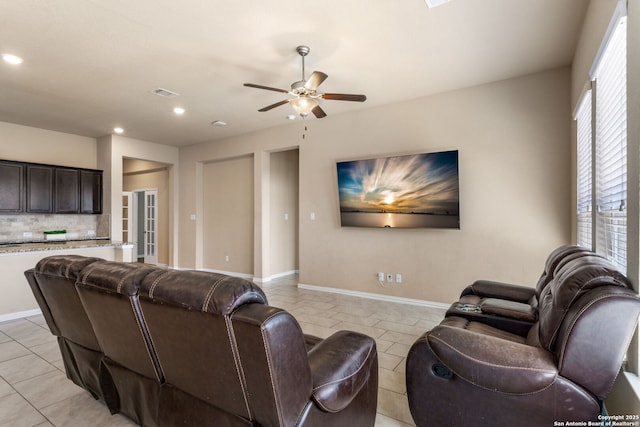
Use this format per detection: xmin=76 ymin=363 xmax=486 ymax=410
xmin=54 ymin=167 xmax=80 ymax=213
xmin=27 ymin=164 xmax=54 ymax=213
xmin=0 ymin=161 xmax=25 ymax=213
xmin=0 ymin=160 xmax=102 ymax=214
xmin=80 ymin=170 xmax=102 ymax=214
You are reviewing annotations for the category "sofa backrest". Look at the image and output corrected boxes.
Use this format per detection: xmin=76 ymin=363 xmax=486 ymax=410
xmin=28 ymin=255 xmax=104 ymax=349
xmin=555 ymin=285 xmax=640 ymax=399
xmin=138 ymin=269 xmax=272 ymax=423
xmin=75 ymin=260 xmax=163 ymax=382
xmin=231 ymin=303 xmax=314 ymax=427
xmin=533 ymin=245 xmax=591 ymax=300
xmin=531 ymin=254 xmax=639 ymax=398
xmin=536 ymin=255 xmax=632 ymax=351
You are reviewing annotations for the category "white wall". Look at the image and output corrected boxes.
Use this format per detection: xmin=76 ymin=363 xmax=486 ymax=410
xmin=179 ymin=67 xmax=571 ymax=304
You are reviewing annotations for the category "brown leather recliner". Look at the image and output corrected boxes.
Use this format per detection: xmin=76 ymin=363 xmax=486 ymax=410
xmin=406 ymin=253 xmax=640 ymax=427
xmin=26 ymin=256 xmax=378 ymax=427
xmin=137 ymin=268 xmax=378 ymax=427
xmin=446 ymin=245 xmax=593 ymax=335
xmin=24 ymin=255 xmax=106 ymax=400
xmin=74 ymin=260 xmax=164 ymax=426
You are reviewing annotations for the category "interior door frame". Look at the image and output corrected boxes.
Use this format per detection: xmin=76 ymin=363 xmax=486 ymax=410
xmin=125 ymin=187 xmax=158 ymax=265
xmin=142 ymin=189 xmax=158 ymax=265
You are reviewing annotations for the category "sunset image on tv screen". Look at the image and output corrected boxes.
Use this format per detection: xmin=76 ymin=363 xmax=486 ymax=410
xmin=336 ymin=150 xmax=459 ymax=228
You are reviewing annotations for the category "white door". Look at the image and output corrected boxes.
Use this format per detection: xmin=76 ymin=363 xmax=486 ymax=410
xmin=122 ymin=192 xmax=132 ymax=243
xmin=143 ymin=190 xmax=158 ymax=265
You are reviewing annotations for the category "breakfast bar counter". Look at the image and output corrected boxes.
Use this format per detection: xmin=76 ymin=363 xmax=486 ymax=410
xmin=0 ymin=239 xmax=120 ymax=254
xmin=0 ymin=240 xmax=131 ymax=320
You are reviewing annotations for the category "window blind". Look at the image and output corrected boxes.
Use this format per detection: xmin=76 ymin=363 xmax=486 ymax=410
xmin=575 ymin=90 xmax=592 ymax=249
xmin=594 ymin=16 xmax=627 ymax=272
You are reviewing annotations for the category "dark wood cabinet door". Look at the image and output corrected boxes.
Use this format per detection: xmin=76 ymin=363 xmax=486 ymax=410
xmin=54 ymin=168 xmax=80 ymax=213
xmin=27 ymin=165 xmax=53 ymax=213
xmin=0 ymin=161 xmax=25 ymax=212
xmin=80 ymin=170 xmax=102 ymax=214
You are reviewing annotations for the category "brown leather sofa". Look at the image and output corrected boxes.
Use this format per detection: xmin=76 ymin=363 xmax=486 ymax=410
xmin=446 ymin=244 xmax=593 ymax=334
xmin=26 ymin=255 xmax=378 ymax=427
xmin=406 ymin=250 xmax=640 ymax=427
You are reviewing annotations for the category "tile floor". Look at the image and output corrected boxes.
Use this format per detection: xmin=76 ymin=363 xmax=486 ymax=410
xmin=0 ymin=274 xmax=446 ymax=427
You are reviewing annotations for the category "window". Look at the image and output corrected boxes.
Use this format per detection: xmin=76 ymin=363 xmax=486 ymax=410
xmin=575 ymin=90 xmax=592 ymax=249
xmin=593 ymin=15 xmax=627 ymax=272
xmin=575 ymin=11 xmax=627 ymax=272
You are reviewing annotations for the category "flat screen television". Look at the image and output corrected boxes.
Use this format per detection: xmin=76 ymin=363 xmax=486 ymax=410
xmin=336 ymin=150 xmax=459 ymax=229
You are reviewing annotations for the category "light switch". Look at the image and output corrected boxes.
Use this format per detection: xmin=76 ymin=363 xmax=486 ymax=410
xmin=190 ymin=214 xmax=196 ymax=221
xmin=310 ymin=212 xmax=316 ymax=221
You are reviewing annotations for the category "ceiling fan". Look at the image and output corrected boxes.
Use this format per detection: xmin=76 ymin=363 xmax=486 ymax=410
xmin=244 ymin=45 xmax=367 ymax=119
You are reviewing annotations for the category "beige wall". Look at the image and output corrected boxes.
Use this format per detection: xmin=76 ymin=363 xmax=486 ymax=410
xmin=270 ymin=149 xmax=299 ymax=276
xmin=123 ymin=159 xmax=171 ymax=266
xmin=98 ymin=135 xmax=179 ymax=264
xmin=571 ymin=0 xmax=620 ymax=106
xmin=179 ymin=67 xmax=571 ymax=304
xmin=0 ymin=121 xmax=96 ymax=168
xmin=202 ymin=156 xmax=254 ymax=275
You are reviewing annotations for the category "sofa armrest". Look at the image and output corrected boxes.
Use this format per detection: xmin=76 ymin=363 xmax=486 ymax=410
xmin=479 ymin=298 xmax=537 ymax=322
xmin=307 ymin=330 xmax=377 ymax=413
xmin=461 ymin=280 xmax=535 ymax=303
xmin=425 ymin=324 xmax=557 ymax=393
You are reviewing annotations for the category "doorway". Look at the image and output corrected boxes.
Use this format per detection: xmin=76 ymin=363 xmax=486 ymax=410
xmin=122 ymin=189 xmax=158 ymax=265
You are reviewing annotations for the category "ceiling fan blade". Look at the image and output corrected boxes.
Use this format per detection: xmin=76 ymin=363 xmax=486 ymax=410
xmin=244 ymin=83 xmax=289 ymax=94
xmin=258 ymin=99 xmax=290 ymax=112
xmin=312 ymin=105 xmax=327 ymax=119
xmin=304 ymin=71 xmax=328 ymax=91
xmin=321 ymin=93 xmax=367 ymax=102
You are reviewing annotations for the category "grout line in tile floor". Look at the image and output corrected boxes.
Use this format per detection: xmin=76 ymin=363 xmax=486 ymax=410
xmin=0 ymin=274 xmax=445 ymax=427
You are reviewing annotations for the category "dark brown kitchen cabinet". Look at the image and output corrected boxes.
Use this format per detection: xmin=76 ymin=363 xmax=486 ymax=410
xmin=27 ymin=164 xmax=54 ymax=213
xmin=80 ymin=170 xmax=102 ymax=214
xmin=0 ymin=159 xmax=102 ymax=215
xmin=0 ymin=161 xmax=25 ymax=212
xmin=54 ymin=168 xmax=80 ymax=213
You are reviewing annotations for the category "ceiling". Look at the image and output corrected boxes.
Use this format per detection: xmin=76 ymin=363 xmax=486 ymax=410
xmin=0 ymin=0 xmax=588 ymax=147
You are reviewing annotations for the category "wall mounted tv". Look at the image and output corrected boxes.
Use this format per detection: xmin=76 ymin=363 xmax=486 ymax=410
xmin=336 ymin=150 xmax=459 ymax=229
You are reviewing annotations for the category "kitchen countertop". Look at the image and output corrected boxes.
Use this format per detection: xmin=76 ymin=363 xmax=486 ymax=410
xmin=0 ymin=239 xmax=124 ymax=254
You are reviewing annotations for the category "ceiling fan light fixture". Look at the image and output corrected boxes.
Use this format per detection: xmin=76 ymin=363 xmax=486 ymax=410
xmin=424 ymin=0 xmax=450 ymax=8
xmin=2 ymin=53 xmax=23 ymax=65
xmin=290 ymin=96 xmax=318 ymax=117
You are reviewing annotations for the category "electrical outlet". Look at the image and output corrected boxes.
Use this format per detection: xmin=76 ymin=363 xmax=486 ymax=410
xmin=377 ymin=272 xmax=385 ymax=281
xmin=23 ymin=231 xmax=33 ymax=238
xmin=386 ymin=273 xmax=393 ymax=283
xmin=396 ymin=273 xmax=402 ymax=283
xmin=225 ymin=255 xmax=230 ymax=262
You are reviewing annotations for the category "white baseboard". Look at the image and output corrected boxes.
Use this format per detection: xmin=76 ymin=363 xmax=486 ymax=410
xmin=297 ymin=283 xmax=450 ymax=309
xmin=255 ymin=270 xmax=299 ymax=284
xmin=195 ymin=267 xmax=254 ymax=280
xmin=0 ymin=309 xmax=42 ymax=323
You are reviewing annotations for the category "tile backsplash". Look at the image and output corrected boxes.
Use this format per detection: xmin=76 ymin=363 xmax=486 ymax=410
xmin=0 ymin=214 xmax=110 ymax=242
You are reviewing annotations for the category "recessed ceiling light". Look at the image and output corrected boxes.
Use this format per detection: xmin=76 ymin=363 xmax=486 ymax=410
xmin=113 ymin=127 xmax=124 ymax=134
xmin=173 ymin=107 xmax=185 ymax=115
xmin=2 ymin=53 xmax=23 ymax=65
xmin=211 ymin=120 xmax=227 ymax=127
